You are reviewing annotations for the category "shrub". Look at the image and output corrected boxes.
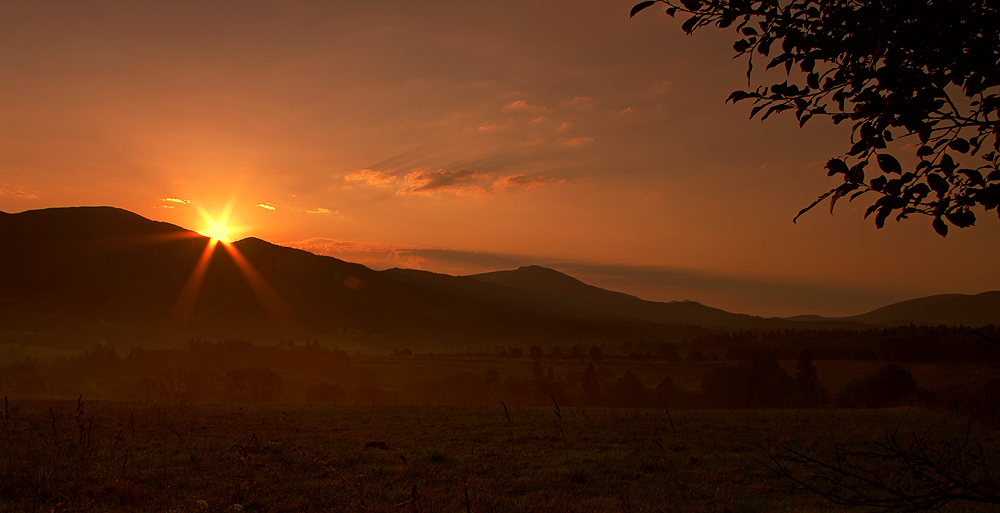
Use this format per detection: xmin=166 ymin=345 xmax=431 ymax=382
xmin=838 ymin=364 xmax=917 ymax=408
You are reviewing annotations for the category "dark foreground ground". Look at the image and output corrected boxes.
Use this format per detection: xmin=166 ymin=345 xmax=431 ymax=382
xmin=1 ymin=400 xmax=997 ymax=512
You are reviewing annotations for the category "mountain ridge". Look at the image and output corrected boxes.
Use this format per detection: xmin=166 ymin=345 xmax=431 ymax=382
xmin=2 ymin=206 xmax=997 ymax=352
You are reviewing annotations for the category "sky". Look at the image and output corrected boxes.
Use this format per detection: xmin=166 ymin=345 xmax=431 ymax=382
xmin=2 ymin=0 xmax=998 ymax=318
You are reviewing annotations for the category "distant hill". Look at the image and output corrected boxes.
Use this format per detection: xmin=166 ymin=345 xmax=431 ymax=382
xmin=0 ymin=207 xmax=712 ymax=350
xmin=2 ymin=206 xmax=996 ymax=353
xmin=846 ymin=292 xmax=1000 ymax=326
xmin=470 ymin=265 xmax=755 ymax=326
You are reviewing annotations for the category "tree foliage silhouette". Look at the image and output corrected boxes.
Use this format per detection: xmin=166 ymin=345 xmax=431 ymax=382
xmin=632 ymin=0 xmax=1000 ymax=235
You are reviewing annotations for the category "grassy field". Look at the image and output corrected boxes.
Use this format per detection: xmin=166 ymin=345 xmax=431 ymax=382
xmin=3 ymin=399 xmax=997 ymax=512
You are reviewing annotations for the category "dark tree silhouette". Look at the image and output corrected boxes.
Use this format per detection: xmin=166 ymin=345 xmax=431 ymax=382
xmin=838 ymin=363 xmax=917 ymax=408
xmin=793 ymin=349 xmax=828 ymax=407
xmin=655 ymin=375 xmax=681 ymax=407
xmin=632 ymin=0 xmax=1000 ymax=235
xmin=223 ymin=367 xmax=283 ymax=403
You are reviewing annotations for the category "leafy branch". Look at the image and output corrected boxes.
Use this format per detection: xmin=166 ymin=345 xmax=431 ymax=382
xmin=633 ymin=0 xmax=1000 ymax=235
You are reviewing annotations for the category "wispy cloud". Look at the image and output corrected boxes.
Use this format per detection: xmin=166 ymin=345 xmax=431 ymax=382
xmin=490 ymin=174 xmax=563 ymax=192
xmin=397 ymin=169 xmax=485 ymax=195
xmin=283 ymin=238 xmax=526 ymax=274
xmin=561 ymin=136 xmax=595 ymax=147
xmin=345 ymin=169 xmax=398 ymax=187
xmin=504 ymin=99 xmax=545 ymax=111
xmin=0 ymin=186 xmax=39 ymax=199
xmin=256 ymin=203 xmax=276 ymax=210
xmin=162 ymin=197 xmax=192 ymax=204
xmin=306 ymin=207 xmax=331 ymax=214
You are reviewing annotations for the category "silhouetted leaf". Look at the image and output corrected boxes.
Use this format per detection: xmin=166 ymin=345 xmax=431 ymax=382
xmin=876 ymin=154 xmax=902 ymax=175
xmin=630 ymin=1 xmax=657 ymax=18
xmin=916 ymin=145 xmax=934 ymax=157
xmin=681 ymin=15 xmax=699 ymax=33
xmin=948 ymin=138 xmax=970 ymax=154
xmin=825 ymin=158 xmax=849 ymax=176
xmin=847 ymin=163 xmax=865 ymax=184
xmin=945 ymin=209 xmax=976 ymax=228
xmin=830 ymin=183 xmax=859 ymax=213
xmin=680 ymin=0 xmax=701 ymax=10
xmin=807 ymin=72 xmax=819 ymax=89
xmin=875 ymin=206 xmax=892 ymax=228
xmin=666 ymin=7 xmax=678 ymax=17
xmin=928 ymin=173 xmax=949 ymax=195
xmin=960 ymin=168 xmax=985 ymax=186
xmin=932 ymin=217 xmax=948 ymax=237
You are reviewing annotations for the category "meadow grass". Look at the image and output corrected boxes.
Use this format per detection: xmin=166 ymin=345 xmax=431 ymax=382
xmin=2 ymin=398 xmax=997 ymax=512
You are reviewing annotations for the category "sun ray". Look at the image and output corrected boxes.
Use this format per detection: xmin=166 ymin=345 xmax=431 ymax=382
xmin=219 ymin=242 xmax=302 ymax=330
xmin=169 ymin=237 xmax=218 ymax=327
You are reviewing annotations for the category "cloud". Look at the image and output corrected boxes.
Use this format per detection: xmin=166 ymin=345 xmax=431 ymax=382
xmin=162 ymin=197 xmax=192 ymax=204
xmin=490 ymin=174 xmax=563 ymax=192
xmin=397 ymin=169 xmax=485 ymax=194
xmin=283 ymin=238 xmax=526 ymax=274
xmin=345 ymin=169 xmax=397 ymax=187
xmin=306 ymin=207 xmax=331 ymax=214
xmin=256 ymin=203 xmax=276 ymax=210
xmin=568 ymin=96 xmax=593 ymax=108
xmin=562 ymin=136 xmax=595 ymax=147
xmin=557 ymin=121 xmax=572 ymax=132
xmin=504 ymin=99 xmax=545 ymax=111
xmin=0 ymin=186 xmax=39 ymax=199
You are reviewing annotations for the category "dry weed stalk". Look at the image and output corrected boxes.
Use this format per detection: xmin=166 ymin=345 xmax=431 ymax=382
xmin=1 ymin=397 xmax=13 ymax=442
xmin=500 ymin=401 xmax=514 ymax=458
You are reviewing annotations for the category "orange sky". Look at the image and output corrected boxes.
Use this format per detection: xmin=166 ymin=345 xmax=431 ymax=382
xmin=3 ymin=0 xmax=998 ymax=317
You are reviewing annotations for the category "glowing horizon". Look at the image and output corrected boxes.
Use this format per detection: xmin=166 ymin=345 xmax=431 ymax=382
xmin=2 ymin=1 xmax=998 ymax=317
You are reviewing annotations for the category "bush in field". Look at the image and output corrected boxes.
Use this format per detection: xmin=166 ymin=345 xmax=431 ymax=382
xmin=702 ymin=350 xmax=795 ymax=408
xmin=838 ymin=363 xmax=917 ymax=408
xmin=305 ymin=382 xmax=345 ymax=404
xmin=611 ymin=370 xmax=652 ymax=408
xmin=655 ymin=375 xmax=682 ymax=408
xmin=792 ymin=350 xmax=829 ymax=408
xmin=223 ymin=367 xmax=283 ymax=403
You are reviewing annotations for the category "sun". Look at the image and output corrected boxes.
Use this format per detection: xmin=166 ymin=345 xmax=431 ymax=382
xmin=201 ymin=219 xmax=232 ymax=242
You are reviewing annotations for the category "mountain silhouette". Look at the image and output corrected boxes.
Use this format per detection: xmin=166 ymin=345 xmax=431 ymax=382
xmin=2 ymin=206 xmax=996 ymax=352
xmin=470 ymin=265 xmax=752 ymax=325
xmin=0 ymin=207 xmax=711 ymax=349
xmin=844 ymin=292 xmax=1000 ymax=326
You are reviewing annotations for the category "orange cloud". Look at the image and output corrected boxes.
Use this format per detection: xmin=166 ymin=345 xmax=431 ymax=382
xmin=397 ymin=169 xmax=485 ymax=195
xmin=256 ymin=203 xmax=276 ymax=210
xmin=0 ymin=186 xmax=39 ymax=199
xmin=504 ymin=99 xmax=545 ymax=111
xmin=562 ymin=136 xmax=595 ymax=147
xmin=345 ymin=169 xmax=397 ymax=187
xmin=490 ymin=174 xmax=563 ymax=192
